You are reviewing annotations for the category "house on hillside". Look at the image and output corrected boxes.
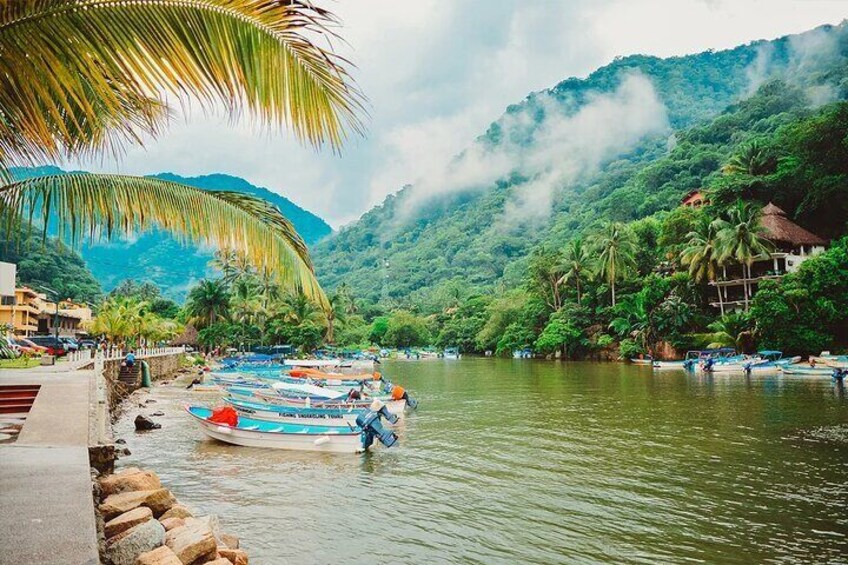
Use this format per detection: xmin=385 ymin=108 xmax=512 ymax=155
xmin=710 ymin=203 xmax=828 ymax=313
xmin=681 ymin=190 xmax=708 ymax=208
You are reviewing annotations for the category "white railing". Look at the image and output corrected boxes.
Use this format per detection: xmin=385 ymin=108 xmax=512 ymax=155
xmin=66 ymin=348 xmax=93 ymax=364
xmin=93 ymin=346 xmax=187 ymax=362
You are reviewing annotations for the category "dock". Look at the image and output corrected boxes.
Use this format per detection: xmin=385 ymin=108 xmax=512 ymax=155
xmin=0 ymin=365 xmax=100 ymax=564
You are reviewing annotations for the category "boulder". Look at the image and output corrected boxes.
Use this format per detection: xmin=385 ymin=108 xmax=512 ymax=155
xmin=220 ymin=533 xmax=239 ymax=550
xmin=135 ymin=545 xmax=182 ymax=565
xmin=101 ymin=490 xmax=153 ymax=519
xmin=159 ymin=517 xmax=185 ymax=532
xmin=218 ymin=548 xmax=249 ymax=565
xmin=205 ymin=559 xmax=232 ymax=565
xmin=105 ymin=507 xmax=153 ymax=539
xmin=144 ymin=489 xmax=177 ymax=516
xmin=159 ymin=504 xmax=193 ymax=521
xmin=100 ymin=489 xmax=176 ymax=520
xmin=164 ymin=522 xmax=217 ymax=564
xmin=105 ymin=518 xmax=165 ymax=565
xmin=100 ymin=468 xmax=162 ymax=496
xmin=135 ymin=415 xmax=161 ymax=431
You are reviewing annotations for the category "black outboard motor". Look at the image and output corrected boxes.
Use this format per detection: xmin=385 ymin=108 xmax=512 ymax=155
xmin=356 ymin=401 xmax=399 ymax=450
xmin=832 ymin=368 xmax=846 ymax=383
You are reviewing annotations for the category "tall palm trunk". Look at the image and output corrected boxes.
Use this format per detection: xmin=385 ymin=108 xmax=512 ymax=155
xmin=576 ymin=279 xmax=582 ymax=305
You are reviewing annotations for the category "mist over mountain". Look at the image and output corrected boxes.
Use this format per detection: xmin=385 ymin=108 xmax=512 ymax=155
xmin=313 ymin=23 xmax=848 ymax=305
xmin=10 ymin=167 xmax=331 ymax=301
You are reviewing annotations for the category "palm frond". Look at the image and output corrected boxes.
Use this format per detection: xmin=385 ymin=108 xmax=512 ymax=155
xmin=0 ymin=0 xmax=365 ymax=165
xmin=0 ymin=173 xmax=327 ymax=306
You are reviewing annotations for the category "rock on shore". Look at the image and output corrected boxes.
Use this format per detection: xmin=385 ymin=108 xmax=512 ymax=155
xmin=94 ymin=467 xmax=248 ymax=565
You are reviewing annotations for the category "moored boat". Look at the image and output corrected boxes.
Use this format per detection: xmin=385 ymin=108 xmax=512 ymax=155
xmin=185 ymin=403 xmax=398 ymax=454
xmin=223 ymin=396 xmax=365 ymax=427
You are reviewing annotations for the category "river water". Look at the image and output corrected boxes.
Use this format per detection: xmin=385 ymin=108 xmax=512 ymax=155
xmin=114 ymin=359 xmax=848 ymax=564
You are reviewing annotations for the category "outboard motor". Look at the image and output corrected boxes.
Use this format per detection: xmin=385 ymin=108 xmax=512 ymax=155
xmin=832 ymin=368 xmax=846 ymax=382
xmin=389 ymin=385 xmax=419 ymax=410
xmin=743 ymin=362 xmax=752 ymax=376
xmin=682 ymin=359 xmax=695 ymax=371
xmin=704 ymin=357 xmax=715 ymax=373
xmin=356 ymin=399 xmax=399 ymax=449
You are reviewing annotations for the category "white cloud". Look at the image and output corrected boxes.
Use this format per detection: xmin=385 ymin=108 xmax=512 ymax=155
xmin=397 ymin=72 xmax=669 ymax=227
xmin=63 ymin=1 xmax=847 ymax=228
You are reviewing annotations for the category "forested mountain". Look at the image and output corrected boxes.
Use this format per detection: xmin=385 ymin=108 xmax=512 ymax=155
xmin=10 ymin=168 xmax=332 ymax=301
xmin=0 ymin=229 xmax=102 ymax=303
xmin=313 ymin=23 xmax=848 ymax=305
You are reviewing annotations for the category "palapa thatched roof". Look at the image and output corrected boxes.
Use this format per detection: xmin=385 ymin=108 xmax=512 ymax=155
xmin=172 ymin=324 xmax=198 ymax=346
xmin=760 ymin=203 xmax=827 ymax=246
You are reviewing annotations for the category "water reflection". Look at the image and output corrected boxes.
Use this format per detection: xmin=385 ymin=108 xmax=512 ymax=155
xmin=114 ymin=359 xmax=848 ymax=564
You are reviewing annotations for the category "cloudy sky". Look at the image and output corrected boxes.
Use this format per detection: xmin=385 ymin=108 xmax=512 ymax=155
xmin=69 ymin=1 xmax=847 ymax=227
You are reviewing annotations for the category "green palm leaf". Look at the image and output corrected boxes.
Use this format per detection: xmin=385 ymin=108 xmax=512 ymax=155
xmin=0 ymin=0 xmax=365 ymax=166
xmin=0 ymin=173 xmax=326 ymax=305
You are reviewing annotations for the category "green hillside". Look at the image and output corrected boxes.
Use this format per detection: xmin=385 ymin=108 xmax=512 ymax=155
xmin=313 ymin=24 xmax=848 ymax=305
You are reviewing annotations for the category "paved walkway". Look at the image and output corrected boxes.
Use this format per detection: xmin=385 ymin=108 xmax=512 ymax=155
xmin=0 ymin=368 xmax=100 ymax=564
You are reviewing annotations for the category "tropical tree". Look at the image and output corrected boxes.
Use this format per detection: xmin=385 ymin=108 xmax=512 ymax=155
xmin=691 ymin=313 xmax=753 ymax=351
xmin=680 ymin=216 xmax=725 ymax=309
xmin=185 ymin=280 xmax=231 ymax=328
xmin=721 ymin=140 xmax=775 ymax=176
xmin=230 ymin=278 xmax=263 ymax=328
xmin=324 ymin=291 xmax=349 ymax=344
xmin=591 ymin=222 xmax=638 ymax=307
xmin=557 ymin=238 xmax=591 ymax=304
xmin=714 ymin=201 xmax=772 ymax=310
xmin=0 ymin=1 xmax=364 ymax=304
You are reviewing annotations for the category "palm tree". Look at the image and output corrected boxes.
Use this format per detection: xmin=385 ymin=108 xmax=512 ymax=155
xmin=721 ymin=140 xmax=774 ymax=176
xmin=680 ymin=217 xmax=725 ymax=311
xmin=210 ymin=250 xmax=241 ymax=287
xmin=691 ymin=313 xmax=752 ymax=351
xmin=185 ymin=279 xmax=231 ymax=328
xmin=230 ymin=278 xmax=262 ymax=327
xmin=557 ymin=238 xmax=590 ymax=304
xmin=714 ymin=201 xmax=772 ymax=311
xmin=591 ymin=223 xmax=637 ymax=307
xmin=324 ymin=292 xmax=349 ymax=344
xmin=0 ymin=1 xmax=364 ymax=305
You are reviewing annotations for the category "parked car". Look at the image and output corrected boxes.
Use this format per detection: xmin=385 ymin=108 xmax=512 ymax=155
xmin=79 ymin=339 xmax=96 ymax=349
xmin=10 ymin=338 xmax=42 ymax=355
xmin=28 ymin=336 xmax=68 ymax=356
xmin=59 ymin=337 xmax=80 ymax=351
xmin=15 ymin=338 xmax=48 ymax=354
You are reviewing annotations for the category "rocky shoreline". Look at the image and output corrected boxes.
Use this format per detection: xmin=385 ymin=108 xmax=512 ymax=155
xmin=93 ymin=466 xmax=249 ymax=565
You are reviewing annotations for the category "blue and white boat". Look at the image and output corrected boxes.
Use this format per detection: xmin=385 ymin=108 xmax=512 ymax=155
xmin=223 ymin=396 xmax=366 ymax=427
xmin=185 ymin=402 xmax=398 ymax=453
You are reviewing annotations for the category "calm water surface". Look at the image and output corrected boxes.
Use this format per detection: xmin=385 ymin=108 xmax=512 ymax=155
xmin=114 ymin=359 xmax=848 ymax=564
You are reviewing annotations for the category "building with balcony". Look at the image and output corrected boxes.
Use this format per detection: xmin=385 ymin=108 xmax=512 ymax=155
xmin=37 ymin=298 xmax=92 ymax=338
xmin=709 ymin=203 xmax=827 ymax=313
xmin=0 ymin=287 xmax=42 ymax=336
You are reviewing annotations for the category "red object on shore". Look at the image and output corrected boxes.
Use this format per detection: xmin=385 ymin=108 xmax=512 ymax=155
xmin=208 ymin=406 xmax=238 ymax=426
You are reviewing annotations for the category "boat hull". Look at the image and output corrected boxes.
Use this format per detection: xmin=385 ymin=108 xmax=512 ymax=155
xmin=187 ymin=407 xmax=367 ymax=453
xmin=224 ymin=398 xmax=364 ymax=427
xmin=245 ymin=390 xmax=409 ymax=416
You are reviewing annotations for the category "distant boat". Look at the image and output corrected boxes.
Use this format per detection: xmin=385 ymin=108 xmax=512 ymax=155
xmin=443 ymin=347 xmax=460 ymax=359
xmin=629 ymin=357 xmax=653 ymax=366
xmin=513 ymin=348 xmax=532 ymax=359
xmin=780 ymin=366 xmax=836 ymax=376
